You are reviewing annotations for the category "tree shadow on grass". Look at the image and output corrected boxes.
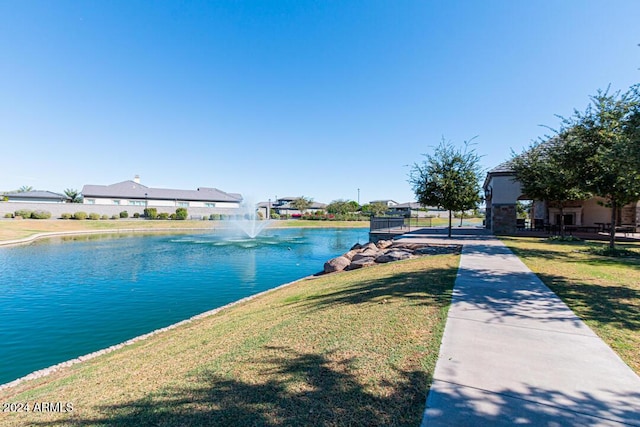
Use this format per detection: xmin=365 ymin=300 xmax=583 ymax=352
xmin=34 ymin=348 xmax=430 ymax=427
xmin=537 ymin=273 xmax=640 ymax=332
xmin=300 ymin=265 xmax=459 ymax=311
xmin=503 ymin=238 xmax=640 ymax=271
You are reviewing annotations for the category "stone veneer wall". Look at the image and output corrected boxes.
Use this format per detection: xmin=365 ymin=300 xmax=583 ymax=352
xmin=491 ymin=203 xmax=517 ymax=235
xmin=484 ymin=205 xmax=492 ymax=230
xmin=621 ymin=204 xmax=640 ymax=226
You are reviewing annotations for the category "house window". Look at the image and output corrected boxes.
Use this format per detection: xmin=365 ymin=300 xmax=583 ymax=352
xmin=129 ymin=200 xmax=145 ymax=206
xmin=86 ymin=199 xmax=95 ymax=205
xmin=205 ymin=203 xmax=216 ymax=208
xmin=177 ymin=202 xmax=189 ymax=207
xmin=113 ymin=200 xmax=121 ymax=205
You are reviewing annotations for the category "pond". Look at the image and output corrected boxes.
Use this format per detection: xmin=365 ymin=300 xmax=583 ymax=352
xmin=0 ymin=227 xmax=368 ymax=385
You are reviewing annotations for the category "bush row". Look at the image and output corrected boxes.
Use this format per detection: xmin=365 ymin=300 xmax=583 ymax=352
xmin=5 ymin=209 xmax=53 ymax=219
xmin=298 ymin=213 xmax=370 ymax=221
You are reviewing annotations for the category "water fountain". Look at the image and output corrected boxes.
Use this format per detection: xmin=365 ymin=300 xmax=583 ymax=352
xmin=227 ymin=199 xmax=272 ymax=239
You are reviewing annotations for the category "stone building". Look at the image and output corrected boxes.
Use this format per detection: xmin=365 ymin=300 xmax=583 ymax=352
xmin=483 ymin=161 xmax=640 ymax=234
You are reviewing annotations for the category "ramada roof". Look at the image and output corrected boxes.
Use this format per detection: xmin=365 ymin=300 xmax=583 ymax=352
xmin=487 ymin=160 xmax=515 ymax=174
xmin=82 ymin=181 xmax=242 ymax=203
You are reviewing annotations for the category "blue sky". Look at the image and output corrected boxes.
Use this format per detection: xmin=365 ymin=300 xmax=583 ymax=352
xmin=1 ymin=1 xmax=639 ymax=205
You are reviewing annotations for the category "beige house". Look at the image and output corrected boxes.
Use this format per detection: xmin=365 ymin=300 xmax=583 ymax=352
xmin=483 ymin=161 xmax=640 ymax=234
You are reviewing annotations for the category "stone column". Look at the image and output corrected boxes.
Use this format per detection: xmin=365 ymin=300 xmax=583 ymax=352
xmin=492 ymin=203 xmax=517 ymax=234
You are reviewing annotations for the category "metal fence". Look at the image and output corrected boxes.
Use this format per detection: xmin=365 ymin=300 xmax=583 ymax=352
xmin=369 ymin=216 xmax=407 ymax=231
xmin=370 ymin=216 xmax=433 ymax=232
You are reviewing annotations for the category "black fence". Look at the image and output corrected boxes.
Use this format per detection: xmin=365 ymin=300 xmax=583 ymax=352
xmin=370 ymin=216 xmax=405 ymax=231
xmin=370 ymin=216 xmax=434 ymax=232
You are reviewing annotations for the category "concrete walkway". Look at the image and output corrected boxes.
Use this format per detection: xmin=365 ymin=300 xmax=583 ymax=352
xmin=397 ymin=233 xmax=640 ymax=426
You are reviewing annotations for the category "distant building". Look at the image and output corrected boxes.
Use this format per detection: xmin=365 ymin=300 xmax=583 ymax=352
xmin=1 ymin=190 xmax=70 ymax=203
xmin=81 ymin=178 xmax=242 ymax=210
xmin=257 ymin=197 xmax=327 ymax=218
xmin=369 ymin=200 xmax=399 ymax=207
xmin=388 ymin=202 xmax=448 ymax=218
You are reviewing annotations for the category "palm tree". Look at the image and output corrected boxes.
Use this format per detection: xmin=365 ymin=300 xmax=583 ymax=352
xmin=64 ymin=188 xmax=83 ymax=203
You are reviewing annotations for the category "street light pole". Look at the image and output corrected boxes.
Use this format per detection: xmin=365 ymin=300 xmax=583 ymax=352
xmin=357 ymin=188 xmax=360 ymax=206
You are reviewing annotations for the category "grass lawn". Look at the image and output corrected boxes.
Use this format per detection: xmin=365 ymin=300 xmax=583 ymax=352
xmin=0 ymin=219 xmax=369 ymax=243
xmin=0 ymin=254 xmax=459 ymax=426
xmin=501 ymin=236 xmax=640 ymax=375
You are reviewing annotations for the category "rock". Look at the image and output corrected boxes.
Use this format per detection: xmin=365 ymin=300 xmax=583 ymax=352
xmin=352 ymin=250 xmax=380 ymax=262
xmin=361 ymin=242 xmax=378 ymax=252
xmin=376 ymin=240 xmax=393 ymax=249
xmin=347 ymin=257 xmax=377 ymax=270
xmin=343 ymin=249 xmax=360 ymax=261
xmin=350 ymin=243 xmax=363 ymax=250
xmin=324 ymin=256 xmax=351 ymax=273
xmin=375 ymin=250 xmax=413 ymax=263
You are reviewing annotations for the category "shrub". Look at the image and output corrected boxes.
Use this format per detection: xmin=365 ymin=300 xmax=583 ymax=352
xmin=546 ymin=236 xmax=582 ymax=243
xmin=4 ymin=213 xmax=14 ymax=218
xmin=60 ymin=213 xmax=72 ymax=220
xmin=158 ymin=212 xmax=170 ymax=220
xmin=169 ymin=213 xmax=176 ymax=220
xmin=270 ymin=213 xmax=280 ymax=220
xmin=14 ymin=209 xmax=33 ymax=218
xmin=586 ymin=245 xmax=640 ymax=258
xmin=89 ymin=213 xmax=100 ymax=220
xmin=209 ymin=214 xmax=221 ymax=220
xmin=73 ymin=211 xmax=88 ymax=220
xmin=144 ymin=208 xmax=158 ymax=219
xmin=175 ymin=207 xmax=188 ymax=220
xmin=111 ymin=214 xmax=119 ymax=220
xmin=119 ymin=211 xmax=129 ymax=218
xmin=101 ymin=214 xmax=109 ymax=220
xmin=133 ymin=213 xmax=140 ymax=218
xmin=31 ymin=210 xmax=52 ymax=219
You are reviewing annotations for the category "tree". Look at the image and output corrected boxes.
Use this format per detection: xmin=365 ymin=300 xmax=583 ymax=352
xmin=361 ymin=202 xmax=388 ymax=217
xmin=64 ymin=188 xmax=83 ymax=203
xmin=510 ymin=137 xmax=588 ymax=237
xmin=290 ymin=196 xmax=313 ymax=215
xmin=327 ymin=200 xmax=349 ymax=215
xmin=18 ymin=186 xmax=33 ymax=192
xmin=327 ymin=199 xmax=361 ymax=215
xmin=409 ymin=138 xmax=482 ymax=237
xmin=559 ymin=86 xmax=640 ymax=248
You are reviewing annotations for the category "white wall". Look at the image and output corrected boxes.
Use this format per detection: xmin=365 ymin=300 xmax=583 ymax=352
xmin=489 ymin=175 xmax=522 ymax=204
xmin=84 ymin=198 xmax=240 ymax=209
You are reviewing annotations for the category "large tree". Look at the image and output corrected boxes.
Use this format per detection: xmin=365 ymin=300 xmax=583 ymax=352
xmin=510 ymin=137 xmax=588 ymax=237
xmin=409 ymin=138 xmax=482 ymax=237
xmin=559 ymin=86 xmax=640 ymax=248
xmin=327 ymin=199 xmax=359 ymax=215
xmin=290 ymin=196 xmax=313 ymax=215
